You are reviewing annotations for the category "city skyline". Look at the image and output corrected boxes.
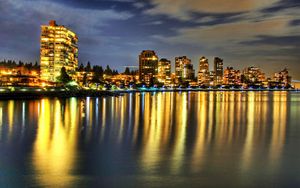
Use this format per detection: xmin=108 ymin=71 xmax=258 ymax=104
xmin=0 ymin=0 xmax=299 ymax=79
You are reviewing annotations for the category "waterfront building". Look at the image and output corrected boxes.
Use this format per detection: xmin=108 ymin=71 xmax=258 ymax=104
xmin=273 ymin=68 xmax=291 ymax=87
xmin=214 ymin=57 xmax=223 ymax=86
xmin=182 ymin=63 xmax=195 ymax=81
xmin=197 ymin=56 xmax=210 ymax=86
xmin=0 ymin=61 xmax=41 ymax=86
xmin=75 ymin=71 xmax=94 ymax=86
xmin=223 ymin=67 xmax=241 ymax=86
xmin=138 ymin=50 xmax=158 ymax=85
xmin=40 ymin=20 xmax=78 ymax=82
xmin=175 ymin=56 xmax=194 ymax=81
xmin=209 ymin=71 xmax=215 ymax=86
xmin=157 ymin=58 xmax=171 ymax=83
xmin=242 ymin=66 xmax=266 ymax=86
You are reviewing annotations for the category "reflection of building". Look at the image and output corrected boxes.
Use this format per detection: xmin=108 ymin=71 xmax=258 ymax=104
xmin=214 ymin=57 xmax=223 ymax=85
xmin=40 ymin=20 xmax=78 ymax=82
xmin=197 ymin=56 xmax=209 ymax=86
xmin=157 ymin=58 xmax=171 ymax=83
xmin=175 ymin=56 xmax=194 ymax=81
xmin=139 ymin=50 xmax=158 ymax=85
xmin=273 ymin=68 xmax=291 ymax=87
xmin=223 ymin=67 xmax=241 ymax=85
xmin=242 ymin=66 xmax=266 ymax=85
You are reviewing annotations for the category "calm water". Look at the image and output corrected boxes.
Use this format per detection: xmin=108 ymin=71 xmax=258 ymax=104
xmin=0 ymin=91 xmax=300 ymax=187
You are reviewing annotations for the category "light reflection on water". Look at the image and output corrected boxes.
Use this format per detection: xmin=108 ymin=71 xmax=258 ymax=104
xmin=0 ymin=91 xmax=300 ymax=187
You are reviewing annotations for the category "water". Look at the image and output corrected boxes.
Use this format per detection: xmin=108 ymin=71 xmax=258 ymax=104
xmin=0 ymin=91 xmax=300 ymax=187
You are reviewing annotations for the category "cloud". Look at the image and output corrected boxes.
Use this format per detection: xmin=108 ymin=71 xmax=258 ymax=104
xmin=145 ymin=0 xmax=280 ymax=20
xmin=133 ymin=2 xmax=146 ymax=9
xmin=0 ymin=0 xmax=134 ymax=61
xmin=157 ymin=17 xmax=292 ymax=46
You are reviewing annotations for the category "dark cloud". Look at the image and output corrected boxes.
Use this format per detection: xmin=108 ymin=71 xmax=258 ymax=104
xmin=262 ymin=0 xmax=300 ymax=12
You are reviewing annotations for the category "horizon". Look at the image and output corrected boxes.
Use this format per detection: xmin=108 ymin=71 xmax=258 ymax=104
xmin=0 ymin=0 xmax=299 ymax=79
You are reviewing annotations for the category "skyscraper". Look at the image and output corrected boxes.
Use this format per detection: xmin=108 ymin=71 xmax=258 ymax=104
xmin=175 ymin=56 xmax=194 ymax=81
xmin=157 ymin=58 xmax=171 ymax=83
xmin=198 ymin=56 xmax=210 ymax=86
xmin=40 ymin=20 xmax=78 ymax=82
xmin=182 ymin=64 xmax=195 ymax=80
xmin=139 ymin=50 xmax=158 ymax=85
xmin=214 ymin=57 xmax=223 ymax=86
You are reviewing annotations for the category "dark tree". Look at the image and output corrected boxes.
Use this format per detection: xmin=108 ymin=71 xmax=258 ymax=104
xmin=92 ymin=65 xmax=104 ymax=82
xmin=78 ymin=63 xmax=84 ymax=71
xmin=85 ymin=61 xmax=91 ymax=72
xmin=82 ymin=73 xmax=88 ymax=85
xmin=104 ymin=65 xmax=113 ymax=75
xmin=57 ymin=67 xmax=72 ymax=84
xmin=124 ymin=67 xmax=130 ymax=75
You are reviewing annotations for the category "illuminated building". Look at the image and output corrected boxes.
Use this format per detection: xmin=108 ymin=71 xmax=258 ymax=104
xmin=182 ymin=63 xmax=195 ymax=81
xmin=75 ymin=71 xmax=94 ymax=86
xmin=209 ymin=71 xmax=215 ymax=86
xmin=242 ymin=66 xmax=266 ymax=86
xmin=223 ymin=67 xmax=241 ymax=86
xmin=214 ymin=57 xmax=223 ymax=85
xmin=175 ymin=56 xmax=194 ymax=81
xmin=0 ymin=63 xmax=40 ymax=86
xmin=157 ymin=58 xmax=171 ymax=83
xmin=139 ymin=50 xmax=158 ymax=85
xmin=40 ymin=20 xmax=78 ymax=82
xmin=197 ymin=56 xmax=210 ymax=86
xmin=273 ymin=68 xmax=291 ymax=87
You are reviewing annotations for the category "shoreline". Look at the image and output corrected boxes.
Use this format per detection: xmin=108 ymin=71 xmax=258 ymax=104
xmin=0 ymin=88 xmax=298 ymax=100
xmin=0 ymin=90 xmax=118 ymax=100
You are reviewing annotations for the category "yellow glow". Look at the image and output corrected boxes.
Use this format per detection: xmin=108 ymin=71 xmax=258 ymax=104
xmin=171 ymin=92 xmax=187 ymax=174
xmin=269 ymin=92 xmax=287 ymax=168
xmin=191 ymin=92 xmax=207 ymax=172
xmin=242 ymin=92 xmax=255 ymax=170
xmin=33 ymin=99 xmax=77 ymax=187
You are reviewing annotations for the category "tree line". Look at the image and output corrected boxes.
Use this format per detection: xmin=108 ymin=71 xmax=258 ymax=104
xmin=0 ymin=60 xmax=39 ymax=70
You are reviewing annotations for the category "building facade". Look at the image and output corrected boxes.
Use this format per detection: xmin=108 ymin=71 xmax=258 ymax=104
xmin=214 ymin=57 xmax=223 ymax=86
xmin=157 ymin=58 xmax=171 ymax=83
xmin=182 ymin=64 xmax=195 ymax=80
xmin=242 ymin=66 xmax=266 ymax=85
xmin=138 ymin=50 xmax=158 ymax=85
xmin=175 ymin=56 xmax=194 ymax=81
xmin=197 ymin=56 xmax=210 ymax=86
xmin=273 ymin=68 xmax=291 ymax=87
xmin=40 ymin=20 xmax=78 ymax=82
xmin=223 ymin=67 xmax=241 ymax=86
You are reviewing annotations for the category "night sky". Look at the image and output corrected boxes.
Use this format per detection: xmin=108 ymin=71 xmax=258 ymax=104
xmin=0 ymin=0 xmax=299 ymax=79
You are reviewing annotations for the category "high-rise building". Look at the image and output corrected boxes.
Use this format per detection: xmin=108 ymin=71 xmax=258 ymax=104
xmin=40 ymin=20 xmax=78 ymax=82
xmin=183 ymin=63 xmax=195 ymax=80
xmin=214 ymin=57 xmax=223 ymax=85
xmin=223 ymin=67 xmax=241 ymax=86
xmin=139 ymin=50 xmax=158 ymax=85
xmin=157 ymin=58 xmax=171 ymax=83
xmin=175 ymin=56 xmax=194 ymax=81
xmin=197 ymin=56 xmax=210 ymax=86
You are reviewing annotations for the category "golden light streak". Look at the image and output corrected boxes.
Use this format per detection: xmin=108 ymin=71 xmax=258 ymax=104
xmin=269 ymin=92 xmax=287 ymax=169
xmin=171 ymin=92 xmax=187 ymax=174
xmin=33 ymin=99 xmax=77 ymax=187
xmin=191 ymin=92 xmax=208 ymax=173
xmin=241 ymin=92 xmax=255 ymax=170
